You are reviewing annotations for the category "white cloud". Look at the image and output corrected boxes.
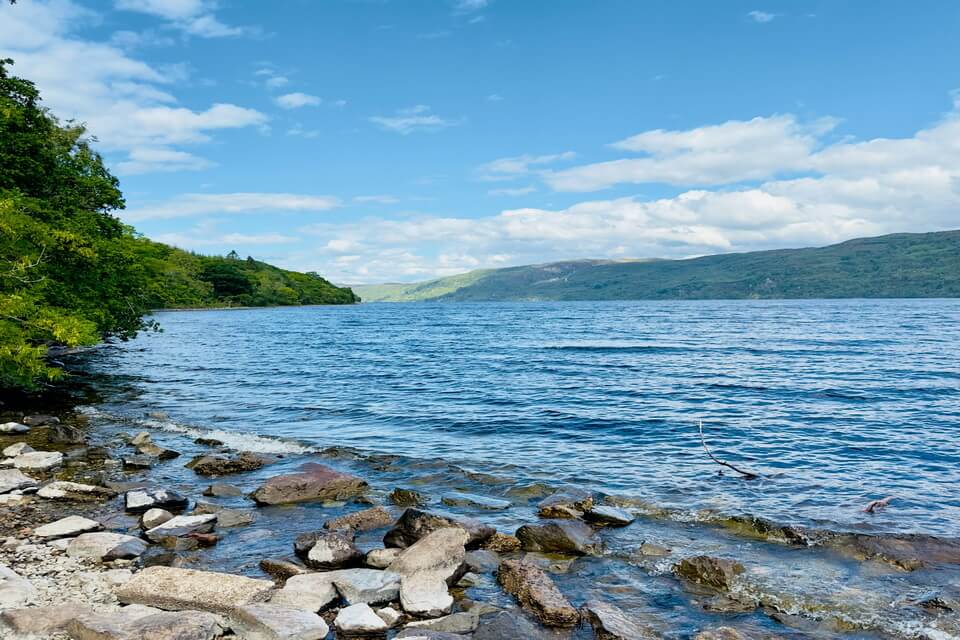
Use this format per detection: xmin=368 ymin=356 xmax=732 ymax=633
xmin=124 ymin=193 xmax=341 ymax=221
xmin=275 ymin=92 xmax=321 ymax=109
xmin=477 ymin=151 xmax=576 ymax=181
xmin=370 ymin=105 xmax=462 ymax=134
xmin=286 ymin=124 xmax=320 ymax=139
xmin=748 ymin=10 xmax=775 ymax=23
xmin=488 ymin=186 xmax=536 ymax=197
xmin=114 ymin=0 xmax=247 ymax=38
xmin=354 ymin=195 xmax=400 ymax=204
xmin=0 ymin=0 xmax=267 ymax=173
xmin=545 ymin=115 xmax=835 ymax=191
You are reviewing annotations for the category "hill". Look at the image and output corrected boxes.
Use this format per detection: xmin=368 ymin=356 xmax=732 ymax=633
xmin=353 ymin=230 xmax=960 ymax=302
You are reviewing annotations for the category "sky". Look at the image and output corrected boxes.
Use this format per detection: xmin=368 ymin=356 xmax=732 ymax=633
xmin=1 ymin=1 xmax=959 ymax=284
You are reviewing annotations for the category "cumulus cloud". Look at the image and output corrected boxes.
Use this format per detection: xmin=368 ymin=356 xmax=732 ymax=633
xmin=275 ymin=92 xmax=321 ymax=109
xmin=748 ymin=10 xmax=775 ymax=23
xmin=114 ymin=0 xmax=248 ymax=38
xmin=488 ymin=186 xmax=536 ymax=197
xmin=370 ymin=105 xmax=462 ymax=134
xmin=124 ymin=193 xmax=341 ymax=221
xmin=477 ymin=151 xmax=576 ymax=181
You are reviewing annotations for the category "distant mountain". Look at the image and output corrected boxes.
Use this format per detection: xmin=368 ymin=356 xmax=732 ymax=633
xmin=352 ymin=230 xmax=960 ymax=302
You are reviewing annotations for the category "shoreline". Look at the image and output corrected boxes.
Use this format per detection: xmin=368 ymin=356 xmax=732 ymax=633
xmin=2 ymin=405 xmax=959 ymax=639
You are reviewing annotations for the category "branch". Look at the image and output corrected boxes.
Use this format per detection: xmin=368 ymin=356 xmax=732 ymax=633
xmin=699 ymin=420 xmax=760 ymax=480
xmin=863 ymin=496 xmax=894 ymax=513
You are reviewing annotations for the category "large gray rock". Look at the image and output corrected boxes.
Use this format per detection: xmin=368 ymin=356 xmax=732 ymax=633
xmin=293 ymin=531 xmax=363 ymax=570
xmin=2 ymin=442 xmax=33 ymax=458
xmin=233 ymin=603 xmax=329 ymax=640
xmin=324 ymin=506 xmax=395 ymax=532
xmin=441 ymin=492 xmax=511 ymax=510
xmin=584 ymin=505 xmax=636 ymax=527
xmin=583 ymin=600 xmax=659 ymax=639
xmin=116 ymin=566 xmax=275 ymax=614
xmin=384 ymin=508 xmax=495 ymax=549
xmin=145 ymin=514 xmax=217 ymax=541
xmin=400 ymin=573 xmax=452 ymax=618
xmin=67 ymin=608 xmax=223 ymax=640
xmin=405 ymin=611 xmax=479 ymax=634
xmin=66 ymin=532 xmax=148 ymax=562
xmin=334 ymin=603 xmax=389 ymax=636
xmin=537 ymin=489 xmax=594 ymax=519
xmin=193 ymin=501 xmax=256 ymax=527
xmin=203 ymin=482 xmax=244 ymax=497
xmin=124 ymin=487 xmax=189 ymax=513
xmin=251 ymin=463 xmax=367 ymax=505
xmin=12 ymin=451 xmax=63 ymax=472
xmin=515 ymin=520 xmax=601 ymax=555
xmin=0 ymin=565 xmax=36 ymax=608
xmin=497 ymin=559 xmax=579 ymax=627
xmin=37 ymin=481 xmax=116 ymax=501
xmin=269 ymin=575 xmax=339 ymax=612
xmin=141 ymin=508 xmax=175 ymax=530
xmin=277 ymin=569 xmax=400 ymax=607
xmin=33 ymin=515 xmax=102 ymax=539
xmin=366 ymin=547 xmax=402 ymax=569
xmin=0 ymin=468 xmax=37 ymax=494
xmin=0 ymin=422 xmax=28 ymax=434
xmin=0 ymin=603 xmax=93 ymax=636
xmin=473 ymin=610 xmax=549 ymax=640
xmin=388 ymin=527 xmax=469 ymax=585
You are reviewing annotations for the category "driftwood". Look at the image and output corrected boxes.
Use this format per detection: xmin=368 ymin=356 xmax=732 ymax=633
xmin=863 ymin=496 xmax=894 ymax=513
xmin=698 ymin=421 xmax=759 ymax=480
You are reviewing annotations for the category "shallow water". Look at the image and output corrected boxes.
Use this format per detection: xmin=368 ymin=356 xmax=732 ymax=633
xmin=72 ymin=299 xmax=960 ymax=638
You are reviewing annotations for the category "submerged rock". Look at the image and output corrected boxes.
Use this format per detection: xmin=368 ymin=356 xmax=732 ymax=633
xmin=441 ymin=492 xmax=511 ymax=510
xmin=124 ymin=487 xmax=189 ymax=513
xmin=33 ymin=515 xmax=102 ymax=539
xmin=390 ymin=487 xmax=428 ymax=507
xmin=137 ymin=442 xmax=181 ymax=460
xmin=583 ymin=600 xmax=659 ymax=639
xmin=497 ymin=559 xmax=579 ymax=627
xmin=203 ymin=482 xmax=244 ymax=497
xmin=66 ymin=532 xmax=148 ymax=562
xmin=117 ymin=566 xmax=275 ymax=614
xmin=384 ymin=508 xmax=495 ymax=549
xmin=537 ymin=489 xmax=594 ymax=519
xmin=324 ymin=505 xmax=395 ymax=532
xmin=473 ymin=610 xmax=549 ymax=640
xmin=674 ymin=556 xmax=745 ymax=591
xmin=251 ymin=462 xmax=367 ymax=505
xmin=193 ymin=501 xmax=256 ymax=527
xmin=47 ymin=423 xmax=87 ymax=444
xmin=515 ymin=520 xmax=601 ymax=556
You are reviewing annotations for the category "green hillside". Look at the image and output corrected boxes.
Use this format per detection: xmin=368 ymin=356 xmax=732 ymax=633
xmin=356 ymin=231 xmax=960 ymax=302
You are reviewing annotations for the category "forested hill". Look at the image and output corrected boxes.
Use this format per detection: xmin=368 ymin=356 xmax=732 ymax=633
xmin=354 ymin=230 xmax=960 ymax=302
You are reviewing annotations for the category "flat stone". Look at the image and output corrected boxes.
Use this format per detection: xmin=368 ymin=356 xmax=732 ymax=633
xmin=203 ymin=482 xmax=244 ymax=497
xmin=0 ymin=494 xmax=30 ymax=507
xmin=384 ymin=508 xmax=495 ymax=549
xmin=269 ymin=575 xmax=339 ymax=612
xmin=400 ymin=573 xmax=452 ymax=618
xmin=188 ymin=451 xmax=269 ymax=476
xmin=376 ymin=606 xmax=402 ymax=627
xmin=366 ymin=547 xmax=403 ymax=569
xmin=537 ymin=489 xmax=594 ymax=519
xmin=37 ymin=480 xmax=117 ymax=501
xmin=0 ymin=565 xmax=36 ymax=608
xmin=441 ymin=492 xmax=511 ymax=510
xmin=465 ymin=549 xmax=501 ymax=573
xmin=388 ymin=527 xmax=469 ymax=585
xmin=516 ymin=520 xmax=601 ymax=556
xmin=130 ymin=431 xmax=153 ymax=446
xmin=12 ymin=451 xmax=63 ymax=471
xmin=251 ymin=463 xmax=367 ymax=505
xmin=279 ymin=569 xmax=400 ymax=607
xmin=137 ymin=442 xmax=181 ymax=459
xmin=405 ymin=611 xmax=479 ymax=634
xmin=33 ymin=515 xmax=102 ymax=539
xmin=497 ymin=559 xmax=579 ymax=627
xmin=2 ymin=442 xmax=33 ymax=458
xmin=0 ymin=422 xmax=28 ymax=434
xmin=324 ymin=506 xmax=395 ymax=532
xmin=67 ymin=608 xmax=223 ymax=640
xmin=334 ymin=602 xmax=389 ymax=636
xmin=123 ymin=454 xmax=157 ymax=469
xmin=116 ymin=566 xmax=275 ymax=614
xmin=673 ymin=556 xmax=745 ymax=591
xmin=0 ymin=468 xmax=37 ymax=494
xmin=233 ymin=603 xmax=329 ymax=640
xmin=0 ymin=603 xmax=93 ymax=635
xmin=194 ymin=501 xmax=256 ymax=527
xmin=584 ymin=505 xmax=636 ymax=527
xmin=145 ymin=514 xmax=217 ymax=541
xmin=66 ymin=532 xmax=148 ymax=562
xmin=473 ymin=610 xmax=549 ymax=640
xmin=583 ymin=600 xmax=659 ymax=639
xmin=141 ymin=508 xmax=175 ymax=529
xmin=124 ymin=487 xmax=189 ymax=513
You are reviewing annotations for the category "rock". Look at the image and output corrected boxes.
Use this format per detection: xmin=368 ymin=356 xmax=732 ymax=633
xmin=188 ymin=451 xmax=269 ymax=476
xmin=583 ymin=600 xmax=658 ymax=639
xmin=376 ymin=606 xmax=402 ymax=627
xmin=124 ymin=487 xmax=189 ymax=513
xmin=324 ymin=506 xmax=395 ymax=532
xmin=465 ymin=550 xmax=501 ymax=573
xmin=12 ymin=451 xmax=64 ymax=471
xmin=137 ymin=442 xmax=181 ymax=459
xmin=308 ymin=531 xmax=364 ymax=569
xmin=37 ymin=480 xmax=116 ymax=501
xmin=130 ymin=431 xmax=153 ymax=446
xmin=405 ymin=611 xmax=479 ymax=634
xmin=123 ymin=454 xmax=157 ymax=469
xmin=0 ymin=494 xmax=30 ymax=507
xmin=0 ymin=468 xmax=37 ymax=494
xmin=335 ymin=602 xmax=389 ymax=636
xmin=233 ymin=603 xmax=329 ymax=640
xmin=674 ymin=556 xmax=745 ymax=591
xmin=251 ymin=462 xmax=367 ymax=505
xmin=390 ymin=487 xmax=428 ymax=507
xmin=2 ymin=442 xmax=33 ymax=458
xmin=33 ymin=515 xmax=102 ymax=539
xmin=441 ymin=492 xmax=511 ymax=510
xmin=826 ymin=532 xmax=960 ymax=571
xmin=694 ymin=628 xmax=751 ymax=640
xmin=516 ymin=520 xmax=601 ymax=555
xmin=384 ymin=508 xmax=495 ymax=549
xmin=366 ymin=547 xmax=403 ymax=569
xmin=195 ymin=437 xmax=225 ymax=447
xmin=0 ymin=422 xmax=29 ymax=434
xmin=400 ymin=573 xmax=453 ymax=618
xmin=537 ymin=489 xmax=594 ymax=519
xmin=117 ymin=566 xmax=275 ymax=614
xmin=585 ymin=505 xmax=636 ymax=527
xmin=473 ymin=610 xmax=549 ymax=640
xmin=141 ymin=508 xmax=175 ymax=529
xmin=259 ymin=558 xmax=308 ymax=582
xmin=67 ymin=608 xmax=223 ymax=640
xmin=279 ymin=569 xmax=400 ymax=607
xmin=203 ymin=482 xmax=244 ymax=497
xmin=145 ymin=514 xmax=217 ymax=541
xmin=0 ymin=603 xmax=93 ymax=636
xmin=481 ymin=532 xmax=522 ymax=552
xmin=388 ymin=527 xmax=469 ymax=585
xmin=66 ymin=532 xmax=148 ymax=562
xmin=22 ymin=414 xmax=59 ymax=426
xmin=0 ymin=565 xmax=36 ymax=608
xmin=47 ymin=423 xmax=87 ymax=444
xmin=638 ymin=542 xmax=672 ymax=557
xmin=194 ymin=501 xmax=256 ymax=527
xmin=270 ymin=575 xmax=339 ymax=612
xmin=497 ymin=559 xmax=579 ymax=627
xmin=396 ymin=631 xmax=470 ymax=640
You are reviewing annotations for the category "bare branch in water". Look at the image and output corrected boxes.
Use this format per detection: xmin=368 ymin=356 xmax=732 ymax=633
xmin=698 ymin=420 xmax=760 ymax=480
xmin=863 ymin=496 xmax=894 ymax=513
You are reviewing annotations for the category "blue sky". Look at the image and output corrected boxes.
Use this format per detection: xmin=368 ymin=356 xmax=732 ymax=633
xmin=2 ymin=1 xmax=959 ymax=283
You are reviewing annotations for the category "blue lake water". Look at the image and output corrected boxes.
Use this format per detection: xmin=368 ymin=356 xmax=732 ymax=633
xmin=86 ymin=299 xmax=960 ymax=538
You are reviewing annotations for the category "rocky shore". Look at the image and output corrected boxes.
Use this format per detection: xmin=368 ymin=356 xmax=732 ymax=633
xmin=1 ymin=412 xmax=959 ymax=639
